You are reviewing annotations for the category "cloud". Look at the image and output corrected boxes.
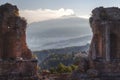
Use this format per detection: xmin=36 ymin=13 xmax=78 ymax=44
xmin=20 ymin=8 xmax=75 ymax=24
xmin=78 ymin=15 xmax=90 ymax=19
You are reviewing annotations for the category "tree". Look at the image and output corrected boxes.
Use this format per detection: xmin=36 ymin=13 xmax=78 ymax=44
xmin=49 ymin=67 xmax=56 ymax=74
xmin=56 ymin=63 xmax=66 ymax=73
xmin=65 ymin=66 xmax=72 ymax=73
xmin=70 ymin=64 xmax=78 ymax=71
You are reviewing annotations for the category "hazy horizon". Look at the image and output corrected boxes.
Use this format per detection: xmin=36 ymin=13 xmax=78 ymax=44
xmin=26 ymin=17 xmax=92 ymax=51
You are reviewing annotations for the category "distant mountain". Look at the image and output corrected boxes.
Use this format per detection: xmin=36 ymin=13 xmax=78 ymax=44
xmin=26 ymin=17 xmax=92 ymax=51
xmin=27 ymin=17 xmax=91 ymax=38
xmin=41 ymin=34 xmax=91 ymax=49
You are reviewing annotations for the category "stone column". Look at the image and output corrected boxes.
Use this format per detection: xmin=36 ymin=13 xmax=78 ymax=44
xmin=105 ymin=22 xmax=110 ymax=61
xmin=92 ymin=42 xmax=96 ymax=60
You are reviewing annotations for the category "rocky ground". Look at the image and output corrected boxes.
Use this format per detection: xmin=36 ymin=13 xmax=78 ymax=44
xmin=38 ymin=73 xmax=72 ymax=80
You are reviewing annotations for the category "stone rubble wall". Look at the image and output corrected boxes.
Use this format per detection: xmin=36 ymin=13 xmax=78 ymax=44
xmin=71 ymin=7 xmax=120 ymax=80
xmin=0 ymin=3 xmax=39 ymax=80
xmin=0 ymin=3 xmax=32 ymax=59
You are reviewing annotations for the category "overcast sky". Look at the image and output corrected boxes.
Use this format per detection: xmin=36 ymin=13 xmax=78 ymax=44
xmin=0 ymin=0 xmax=120 ymax=23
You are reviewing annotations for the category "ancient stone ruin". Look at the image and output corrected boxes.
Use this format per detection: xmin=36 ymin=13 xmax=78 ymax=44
xmin=72 ymin=7 xmax=120 ymax=80
xmin=0 ymin=3 xmax=38 ymax=80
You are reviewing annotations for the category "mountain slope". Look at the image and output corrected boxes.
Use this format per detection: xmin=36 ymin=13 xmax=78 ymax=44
xmin=33 ymin=44 xmax=89 ymax=63
xmin=26 ymin=17 xmax=92 ymax=51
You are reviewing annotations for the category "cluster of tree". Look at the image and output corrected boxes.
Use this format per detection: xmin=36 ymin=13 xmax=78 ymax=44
xmin=33 ymin=44 xmax=89 ymax=63
xmin=49 ymin=63 xmax=78 ymax=74
xmin=40 ymin=53 xmax=75 ymax=69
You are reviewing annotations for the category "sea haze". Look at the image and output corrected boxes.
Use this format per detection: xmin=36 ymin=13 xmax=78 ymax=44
xmin=26 ymin=17 xmax=92 ymax=51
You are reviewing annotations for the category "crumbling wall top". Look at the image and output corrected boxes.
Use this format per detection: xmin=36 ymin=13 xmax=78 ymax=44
xmin=0 ymin=3 xmax=19 ymax=17
xmin=0 ymin=3 xmax=32 ymax=59
xmin=91 ymin=7 xmax=120 ymax=21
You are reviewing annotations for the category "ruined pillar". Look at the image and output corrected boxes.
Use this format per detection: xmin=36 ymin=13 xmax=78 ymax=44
xmin=105 ymin=22 xmax=110 ymax=61
xmin=89 ymin=6 xmax=120 ymax=76
xmin=92 ymin=41 xmax=96 ymax=60
xmin=72 ymin=7 xmax=120 ymax=80
xmin=0 ymin=3 xmax=38 ymax=80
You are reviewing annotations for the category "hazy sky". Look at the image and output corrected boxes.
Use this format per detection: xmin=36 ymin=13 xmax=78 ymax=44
xmin=0 ymin=0 xmax=119 ymax=23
